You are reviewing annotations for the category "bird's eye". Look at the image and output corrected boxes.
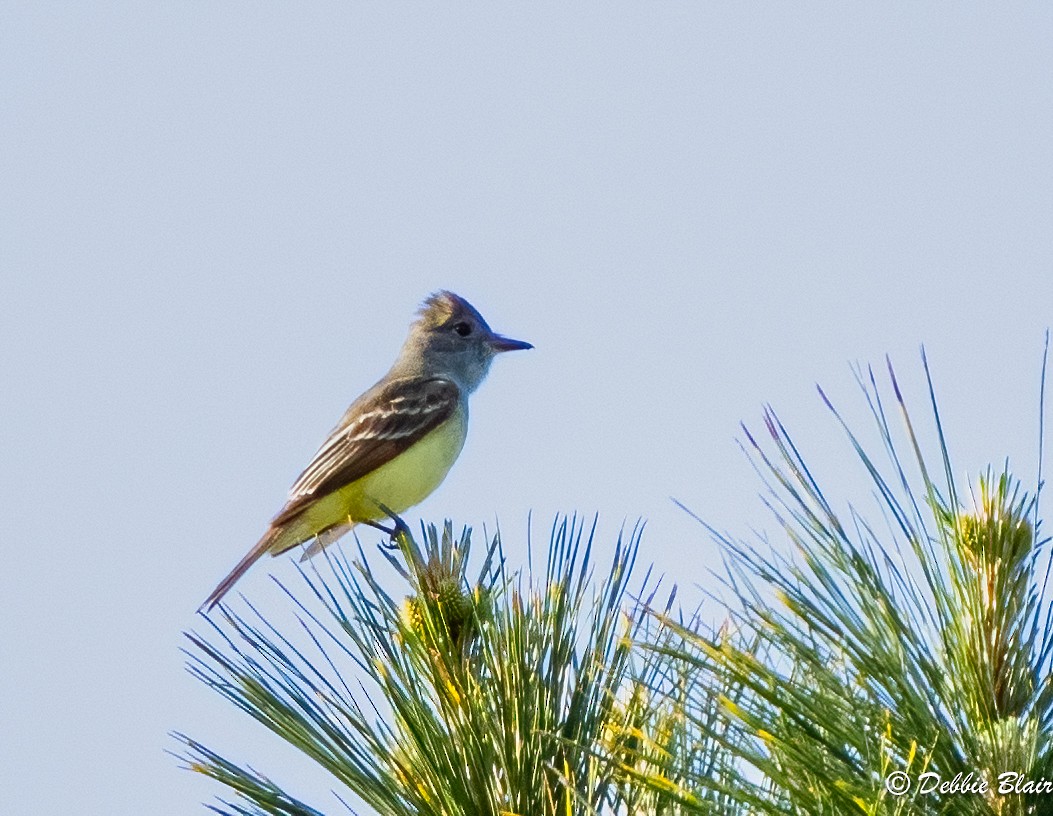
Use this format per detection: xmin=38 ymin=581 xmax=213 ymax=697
xmin=453 ymin=322 xmax=472 ymax=337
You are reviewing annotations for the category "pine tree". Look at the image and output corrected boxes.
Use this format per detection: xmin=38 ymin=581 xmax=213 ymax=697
xmin=177 ymin=353 xmax=1053 ymax=816
xmin=178 ymin=517 xmax=728 ymax=815
xmin=633 ymin=355 xmax=1053 ymax=815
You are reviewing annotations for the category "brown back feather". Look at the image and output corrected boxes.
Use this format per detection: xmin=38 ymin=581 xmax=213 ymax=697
xmin=269 ymin=376 xmax=460 ymax=527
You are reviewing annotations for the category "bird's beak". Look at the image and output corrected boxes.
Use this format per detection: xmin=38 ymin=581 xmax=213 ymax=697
xmin=489 ymin=333 xmax=533 ymax=353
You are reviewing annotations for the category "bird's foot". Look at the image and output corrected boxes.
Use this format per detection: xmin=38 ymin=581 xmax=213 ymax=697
xmin=367 ymin=504 xmax=412 ymax=550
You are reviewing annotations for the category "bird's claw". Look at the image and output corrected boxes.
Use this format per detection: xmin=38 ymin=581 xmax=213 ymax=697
xmin=370 ymin=503 xmax=412 ymax=550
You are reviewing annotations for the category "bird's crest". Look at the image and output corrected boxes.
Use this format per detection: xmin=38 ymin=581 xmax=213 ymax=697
xmin=416 ymin=291 xmax=487 ymax=330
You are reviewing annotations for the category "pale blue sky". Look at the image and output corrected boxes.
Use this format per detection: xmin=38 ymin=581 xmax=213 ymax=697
xmin=3 ymin=4 xmax=1052 ymax=814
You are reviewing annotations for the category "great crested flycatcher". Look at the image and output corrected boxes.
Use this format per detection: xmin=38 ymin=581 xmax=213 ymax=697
xmin=200 ymin=290 xmax=531 ymax=611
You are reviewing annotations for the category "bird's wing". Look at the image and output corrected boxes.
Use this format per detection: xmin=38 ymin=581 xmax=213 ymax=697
xmin=270 ymin=377 xmax=461 ymax=526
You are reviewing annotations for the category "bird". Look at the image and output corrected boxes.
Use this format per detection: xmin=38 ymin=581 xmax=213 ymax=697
xmin=200 ymin=290 xmax=532 ymax=612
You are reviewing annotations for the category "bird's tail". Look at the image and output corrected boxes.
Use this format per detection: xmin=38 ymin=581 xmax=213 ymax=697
xmin=297 ymin=523 xmax=354 ymax=561
xmin=199 ymin=527 xmax=283 ymax=613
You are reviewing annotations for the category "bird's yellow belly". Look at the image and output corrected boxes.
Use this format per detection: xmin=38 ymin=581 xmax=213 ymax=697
xmin=303 ymin=406 xmax=468 ymax=530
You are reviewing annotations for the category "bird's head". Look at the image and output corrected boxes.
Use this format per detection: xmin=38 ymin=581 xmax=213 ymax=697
xmin=399 ymin=291 xmax=532 ymax=392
